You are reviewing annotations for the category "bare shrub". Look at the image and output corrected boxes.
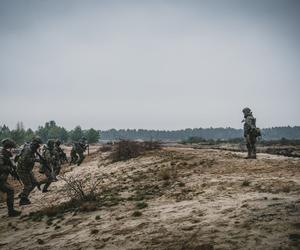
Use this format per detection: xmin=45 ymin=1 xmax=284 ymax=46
xmin=110 ymin=140 xmax=161 ymax=162
xmin=132 ymin=211 xmax=142 ymax=217
xmin=242 ymin=179 xmax=250 ymax=187
xmin=136 ymin=201 xmax=148 ymax=209
xmin=59 ymin=174 xmax=101 ymax=201
xmin=110 ymin=140 xmax=145 ymax=162
xmin=158 ymin=168 xmax=171 ymax=181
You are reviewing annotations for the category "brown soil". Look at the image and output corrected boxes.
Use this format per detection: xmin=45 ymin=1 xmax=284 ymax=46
xmin=0 ymin=146 xmax=299 ymax=250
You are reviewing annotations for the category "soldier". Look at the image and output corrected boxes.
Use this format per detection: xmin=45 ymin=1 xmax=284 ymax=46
xmin=70 ymin=139 xmax=87 ymax=166
xmin=55 ymin=139 xmax=68 ymax=165
xmin=242 ymin=107 xmax=259 ymax=159
xmin=39 ymin=139 xmax=59 ymax=193
xmin=17 ymin=136 xmax=43 ymax=205
xmin=0 ymin=139 xmax=21 ymax=217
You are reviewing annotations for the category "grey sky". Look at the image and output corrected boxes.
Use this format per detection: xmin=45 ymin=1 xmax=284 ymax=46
xmin=0 ymin=0 xmax=299 ymax=130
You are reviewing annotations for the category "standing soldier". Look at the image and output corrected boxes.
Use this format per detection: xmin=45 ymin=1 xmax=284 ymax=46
xmin=17 ymin=136 xmax=43 ymax=205
xmin=39 ymin=139 xmax=58 ymax=193
xmin=0 ymin=139 xmax=21 ymax=217
xmin=242 ymin=107 xmax=260 ymax=159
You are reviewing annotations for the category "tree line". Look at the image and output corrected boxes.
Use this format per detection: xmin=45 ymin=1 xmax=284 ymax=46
xmin=100 ymin=126 xmax=300 ymax=141
xmin=0 ymin=121 xmax=100 ymax=145
xmin=1 ymin=122 xmax=300 ymax=145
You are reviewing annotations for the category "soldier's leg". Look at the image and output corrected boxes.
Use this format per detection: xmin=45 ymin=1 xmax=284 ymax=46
xmin=39 ymin=170 xmax=52 ymax=192
xmin=39 ymin=164 xmax=45 ymax=174
xmin=42 ymin=181 xmax=52 ymax=192
xmin=55 ymin=165 xmax=61 ymax=175
xmin=0 ymin=182 xmax=21 ymax=216
xmin=245 ymin=135 xmax=251 ymax=159
xmin=77 ymin=152 xmax=85 ymax=166
xmin=30 ymin=171 xmax=42 ymax=191
xmin=251 ymin=136 xmax=257 ymax=159
xmin=18 ymin=171 xmax=34 ymax=205
xmin=0 ymin=182 xmax=14 ymax=212
xmin=70 ymin=149 xmax=78 ymax=165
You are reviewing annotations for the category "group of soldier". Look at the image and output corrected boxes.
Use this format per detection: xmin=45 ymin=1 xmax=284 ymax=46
xmin=0 ymin=137 xmax=88 ymax=217
xmin=0 ymin=107 xmax=259 ymax=217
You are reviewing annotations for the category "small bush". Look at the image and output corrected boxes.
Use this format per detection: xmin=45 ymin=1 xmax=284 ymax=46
xmin=37 ymin=239 xmax=45 ymax=245
xmin=95 ymin=215 xmax=101 ymax=220
xmin=178 ymin=182 xmax=185 ymax=187
xmin=132 ymin=211 xmax=142 ymax=217
xmin=91 ymin=229 xmax=99 ymax=235
xmin=136 ymin=202 xmax=148 ymax=209
xmin=242 ymin=180 xmax=250 ymax=187
xmin=158 ymin=168 xmax=171 ymax=181
xmin=282 ymin=186 xmax=291 ymax=193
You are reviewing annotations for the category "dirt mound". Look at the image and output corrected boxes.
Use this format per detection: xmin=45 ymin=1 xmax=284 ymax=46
xmin=0 ymin=147 xmax=299 ymax=250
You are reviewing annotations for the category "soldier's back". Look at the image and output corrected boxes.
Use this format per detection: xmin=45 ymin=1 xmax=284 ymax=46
xmin=17 ymin=145 xmax=35 ymax=170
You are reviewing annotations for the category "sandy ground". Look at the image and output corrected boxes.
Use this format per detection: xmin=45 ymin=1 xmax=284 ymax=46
xmin=0 ymin=146 xmax=299 ymax=250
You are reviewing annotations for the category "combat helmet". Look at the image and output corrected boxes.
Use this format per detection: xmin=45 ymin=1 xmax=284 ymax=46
xmin=1 ymin=138 xmax=17 ymax=149
xmin=31 ymin=136 xmax=43 ymax=145
xmin=47 ymin=139 xmax=55 ymax=148
xmin=242 ymin=107 xmax=252 ymax=115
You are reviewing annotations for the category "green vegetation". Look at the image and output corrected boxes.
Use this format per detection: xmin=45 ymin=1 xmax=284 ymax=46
xmin=0 ymin=120 xmax=100 ymax=144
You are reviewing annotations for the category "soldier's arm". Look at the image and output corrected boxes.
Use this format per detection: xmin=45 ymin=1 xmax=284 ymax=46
xmin=0 ymin=158 xmax=11 ymax=173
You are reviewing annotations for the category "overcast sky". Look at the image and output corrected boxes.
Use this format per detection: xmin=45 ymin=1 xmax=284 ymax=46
xmin=0 ymin=0 xmax=299 ymax=130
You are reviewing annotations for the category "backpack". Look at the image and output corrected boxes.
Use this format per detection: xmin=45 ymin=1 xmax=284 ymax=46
xmin=254 ymin=128 xmax=262 ymax=137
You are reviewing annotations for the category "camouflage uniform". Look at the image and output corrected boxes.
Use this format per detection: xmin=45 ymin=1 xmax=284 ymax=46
xmin=243 ymin=107 xmax=257 ymax=159
xmin=17 ymin=137 xmax=42 ymax=205
xmin=0 ymin=139 xmax=21 ymax=216
xmin=55 ymin=140 xmax=68 ymax=165
xmin=39 ymin=140 xmax=59 ymax=192
xmin=70 ymin=141 xmax=86 ymax=166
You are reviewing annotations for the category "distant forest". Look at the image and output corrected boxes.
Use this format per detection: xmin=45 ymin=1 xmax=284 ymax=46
xmin=100 ymin=126 xmax=300 ymax=141
xmin=1 ymin=122 xmax=300 ymax=145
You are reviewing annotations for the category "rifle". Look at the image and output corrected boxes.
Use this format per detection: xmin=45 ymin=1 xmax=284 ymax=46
xmin=9 ymin=159 xmax=22 ymax=185
xmin=61 ymin=152 xmax=68 ymax=164
xmin=35 ymin=151 xmax=57 ymax=181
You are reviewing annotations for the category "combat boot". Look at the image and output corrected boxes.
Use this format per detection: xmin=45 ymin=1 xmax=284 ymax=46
xmin=34 ymin=181 xmax=41 ymax=191
xmin=245 ymin=151 xmax=251 ymax=159
xmin=19 ymin=197 xmax=31 ymax=206
xmin=251 ymin=148 xmax=257 ymax=159
xmin=42 ymin=185 xmax=49 ymax=193
xmin=8 ymin=209 xmax=21 ymax=217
